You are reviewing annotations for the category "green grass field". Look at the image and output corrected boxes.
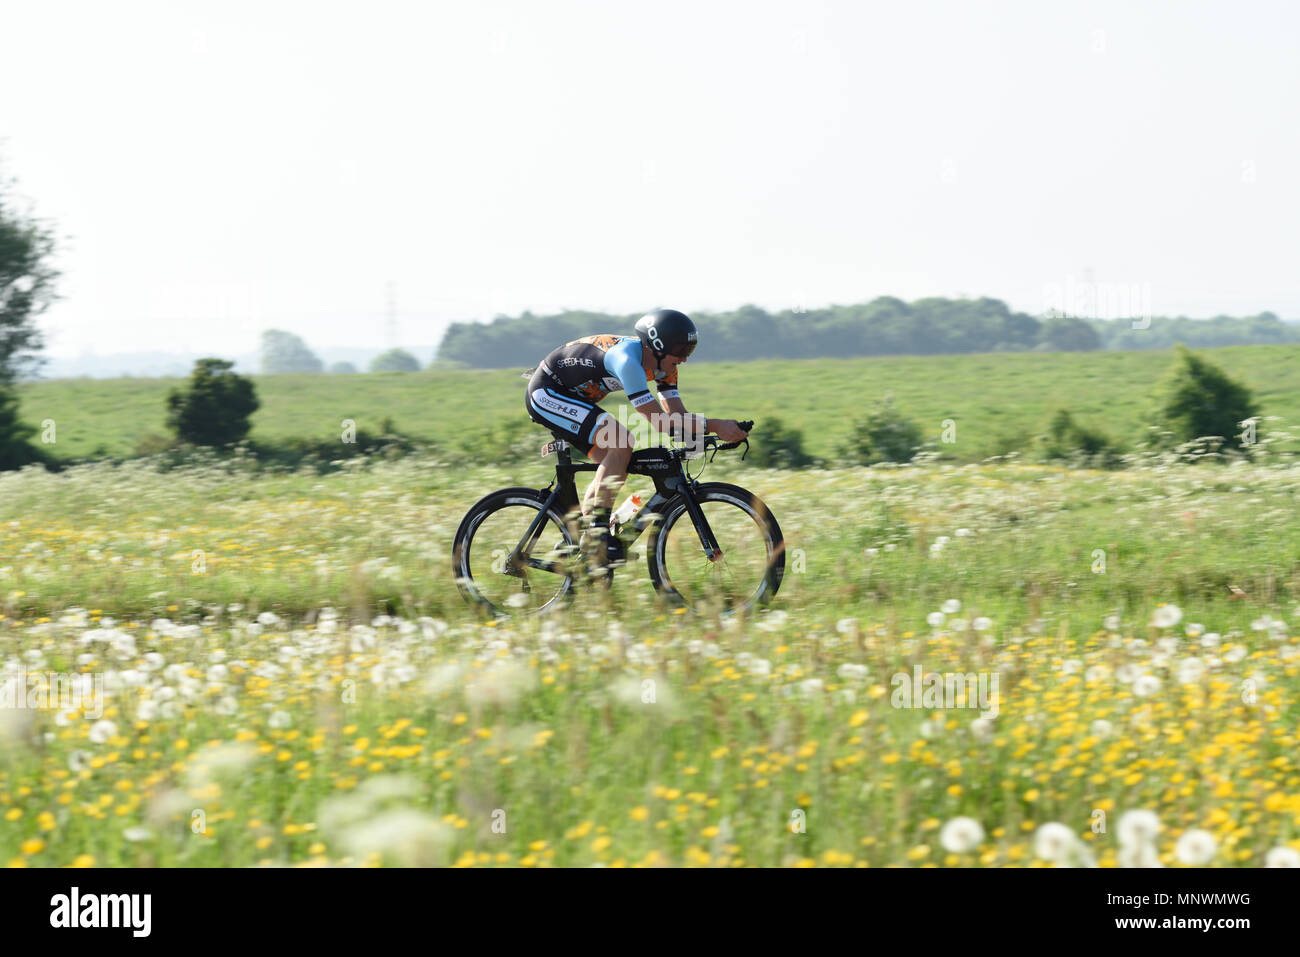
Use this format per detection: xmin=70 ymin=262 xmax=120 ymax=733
xmin=2 ymin=450 xmax=1299 ymax=867
xmin=17 ymin=343 xmax=1300 ymax=462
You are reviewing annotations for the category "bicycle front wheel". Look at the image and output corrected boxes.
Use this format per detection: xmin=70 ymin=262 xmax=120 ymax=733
xmin=647 ymin=482 xmax=785 ymax=615
xmin=452 ymin=487 xmax=578 ymax=617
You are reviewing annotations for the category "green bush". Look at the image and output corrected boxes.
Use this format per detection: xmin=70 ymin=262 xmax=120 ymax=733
xmin=749 ymin=416 xmax=816 ymax=469
xmin=1038 ymin=408 xmax=1123 ymax=468
xmin=982 ymin=428 xmax=1034 ymax=460
xmin=166 ymin=358 xmax=260 ymax=447
xmin=369 ymin=349 xmax=420 ymax=373
xmin=0 ymin=387 xmax=52 ymax=470
xmin=1156 ymin=344 xmax=1261 ymax=456
xmin=461 ymin=417 xmax=543 ymax=465
xmin=838 ymin=394 xmax=925 ymax=465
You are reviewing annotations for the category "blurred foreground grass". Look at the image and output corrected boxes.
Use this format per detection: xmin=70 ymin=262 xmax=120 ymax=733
xmin=1 ymin=455 xmax=1299 ymax=866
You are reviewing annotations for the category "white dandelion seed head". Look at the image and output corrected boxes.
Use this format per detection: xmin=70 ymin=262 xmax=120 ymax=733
xmin=941 ymin=599 xmax=961 ymax=614
xmin=799 ymin=678 xmax=825 ymax=698
xmin=88 ymin=719 xmax=117 ymax=744
xmin=1132 ymin=673 xmax=1162 ymax=697
xmin=1151 ymin=605 xmax=1182 ymax=629
xmin=1117 ymin=810 xmax=1162 ymax=847
xmin=926 ymin=612 xmax=946 ymax=628
xmin=939 ymin=817 xmax=985 ymax=853
xmin=1176 ymin=658 xmax=1206 ymax=685
xmin=1118 ymin=842 xmax=1164 ymax=868
xmin=1265 ymin=846 xmax=1300 ymax=868
xmin=1034 ymin=823 xmax=1077 ymax=863
xmin=1090 ymin=719 xmax=1114 ymax=739
xmin=1174 ymin=829 xmax=1217 ymax=866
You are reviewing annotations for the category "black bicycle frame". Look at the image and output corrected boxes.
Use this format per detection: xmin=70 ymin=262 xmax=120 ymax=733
xmin=511 ymin=442 xmax=722 ymax=577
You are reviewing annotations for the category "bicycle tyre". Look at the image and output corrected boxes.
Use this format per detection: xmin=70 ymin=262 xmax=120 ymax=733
xmin=452 ymin=487 xmax=578 ymax=617
xmin=646 ymin=482 xmax=785 ymax=615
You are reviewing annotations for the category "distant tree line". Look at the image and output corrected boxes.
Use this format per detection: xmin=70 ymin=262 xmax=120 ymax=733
xmin=435 ymin=298 xmax=1299 ymax=368
xmin=260 ymin=330 xmax=422 ymax=374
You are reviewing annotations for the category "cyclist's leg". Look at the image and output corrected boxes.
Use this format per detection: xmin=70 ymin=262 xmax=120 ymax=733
xmin=582 ymin=412 xmax=634 ymax=521
xmin=524 ymin=382 xmax=612 ymax=549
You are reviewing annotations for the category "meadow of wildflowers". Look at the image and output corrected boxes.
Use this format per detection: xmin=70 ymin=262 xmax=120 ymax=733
xmin=2 ymin=450 xmax=1299 ymax=867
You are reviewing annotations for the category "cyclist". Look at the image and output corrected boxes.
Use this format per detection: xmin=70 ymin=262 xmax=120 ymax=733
xmin=524 ymin=308 xmax=749 ymax=574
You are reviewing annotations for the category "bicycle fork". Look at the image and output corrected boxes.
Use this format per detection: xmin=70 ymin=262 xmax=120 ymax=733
xmin=617 ymin=479 xmax=723 ymax=563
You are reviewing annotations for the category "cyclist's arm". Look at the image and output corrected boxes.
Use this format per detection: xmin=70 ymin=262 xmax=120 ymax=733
xmin=604 ymin=339 xmax=668 ymax=426
xmin=657 ymin=393 xmax=751 ymax=441
xmin=656 ymin=393 xmax=706 ymax=436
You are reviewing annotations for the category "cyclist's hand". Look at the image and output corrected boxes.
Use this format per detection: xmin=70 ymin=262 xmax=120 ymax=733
xmin=715 ymin=420 xmax=750 ymax=443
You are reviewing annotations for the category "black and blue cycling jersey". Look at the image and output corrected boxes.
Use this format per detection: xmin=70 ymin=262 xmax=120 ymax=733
xmin=524 ymin=334 xmax=680 ymax=453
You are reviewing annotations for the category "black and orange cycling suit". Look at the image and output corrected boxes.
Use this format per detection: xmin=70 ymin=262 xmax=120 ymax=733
xmin=524 ymin=334 xmax=679 ymax=454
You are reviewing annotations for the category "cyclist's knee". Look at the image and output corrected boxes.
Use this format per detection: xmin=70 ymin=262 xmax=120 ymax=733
xmin=602 ymin=444 xmax=632 ymax=471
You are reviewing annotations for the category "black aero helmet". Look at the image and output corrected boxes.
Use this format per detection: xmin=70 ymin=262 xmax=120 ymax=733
xmin=635 ymin=308 xmax=698 ymax=360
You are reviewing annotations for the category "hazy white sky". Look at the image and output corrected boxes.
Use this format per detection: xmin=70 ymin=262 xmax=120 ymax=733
xmin=3 ymin=0 xmax=1297 ymax=357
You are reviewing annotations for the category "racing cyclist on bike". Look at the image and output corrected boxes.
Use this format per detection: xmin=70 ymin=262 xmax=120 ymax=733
xmin=524 ymin=308 xmax=749 ymax=576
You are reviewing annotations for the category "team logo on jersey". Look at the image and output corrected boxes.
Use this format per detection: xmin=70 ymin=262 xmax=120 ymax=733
xmin=535 ymin=392 xmax=583 ymax=419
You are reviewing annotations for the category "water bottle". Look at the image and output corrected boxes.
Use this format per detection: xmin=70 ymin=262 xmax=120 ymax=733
xmin=610 ymin=493 xmax=645 ymax=528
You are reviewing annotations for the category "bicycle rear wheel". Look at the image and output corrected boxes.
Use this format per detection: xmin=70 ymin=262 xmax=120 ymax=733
xmin=452 ymin=488 xmax=578 ymax=617
xmin=647 ymin=482 xmax=784 ymax=615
